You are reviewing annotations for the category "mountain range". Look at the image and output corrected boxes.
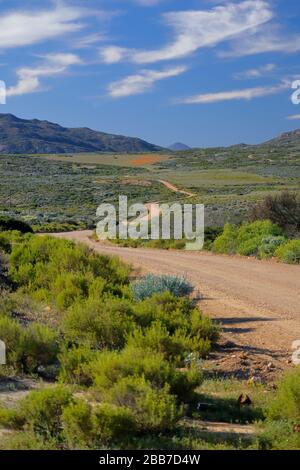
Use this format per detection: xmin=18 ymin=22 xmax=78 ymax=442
xmin=0 ymin=114 xmax=162 ymax=154
xmin=0 ymin=113 xmax=300 ymax=155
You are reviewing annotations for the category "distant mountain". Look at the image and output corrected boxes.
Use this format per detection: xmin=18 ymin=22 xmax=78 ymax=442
xmin=0 ymin=114 xmax=162 ymax=154
xmin=168 ymin=142 xmax=191 ymax=151
xmin=264 ymin=128 xmax=300 ymax=148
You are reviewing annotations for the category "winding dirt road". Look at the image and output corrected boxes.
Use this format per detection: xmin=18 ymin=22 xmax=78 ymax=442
xmin=54 ymin=230 xmax=300 ymax=368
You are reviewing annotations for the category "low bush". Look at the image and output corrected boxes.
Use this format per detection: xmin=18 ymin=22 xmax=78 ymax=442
xmin=9 ymin=236 xmax=130 ymax=307
xmin=103 ymin=376 xmax=182 ymax=433
xmin=62 ymin=400 xmax=94 ymax=448
xmin=258 ymin=420 xmax=300 ymax=450
xmin=212 ymin=223 xmax=239 ymax=254
xmin=132 ymin=274 xmax=194 ymax=301
xmin=127 ymin=321 xmax=212 ymax=363
xmin=213 ymin=220 xmax=283 ymax=257
xmin=265 ymin=367 xmax=300 ymax=422
xmin=58 ymin=345 xmax=96 ymax=385
xmin=63 ymin=297 xmax=135 ymax=349
xmin=86 ymin=345 xmax=202 ymax=403
xmin=132 ymin=292 xmax=219 ymax=346
xmin=18 ymin=386 xmax=73 ymax=439
xmin=20 ymin=323 xmax=60 ymax=373
xmin=92 ymin=403 xmax=136 ymax=444
xmin=275 ymin=240 xmax=300 ymax=264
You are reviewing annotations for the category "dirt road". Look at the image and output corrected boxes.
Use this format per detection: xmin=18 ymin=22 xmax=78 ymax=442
xmin=54 ymin=231 xmax=300 ymax=371
xmin=158 ymin=179 xmax=195 ymax=198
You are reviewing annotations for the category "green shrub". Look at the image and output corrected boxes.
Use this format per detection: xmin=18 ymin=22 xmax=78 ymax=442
xmin=213 ymin=220 xmax=282 ymax=257
xmin=275 ymin=240 xmax=300 ymax=264
xmin=126 ymin=321 xmax=213 ymax=363
xmin=58 ymin=345 xmax=96 ymax=385
xmin=63 ymin=297 xmax=135 ymax=349
xmin=87 ymin=345 xmax=201 ymax=403
xmin=0 ymin=407 xmax=24 ymax=429
xmin=0 ymin=432 xmax=58 ymax=450
xmin=62 ymin=400 xmax=93 ymax=448
xmin=132 ymin=274 xmax=194 ymax=301
xmin=19 ymin=386 xmax=73 ymax=439
xmin=62 ymin=400 xmax=135 ymax=448
xmin=92 ymin=403 xmax=136 ymax=444
xmin=87 ymin=347 xmax=173 ymax=394
xmin=9 ymin=236 xmax=130 ymax=306
xmin=212 ymin=223 xmax=238 ymax=254
xmin=266 ymin=367 xmax=300 ymax=421
xmin=258 ymin=420 xmax=300 ymax=450
xmin=20 ymin=323 xmax=60 ymax=372
xmin=132 ymin=292 xmax=218 ymax=350
xmin=258 ymin=235 xmax=286 ymax=259
xmin=236 ymin=220 xmax=282 ymax=256
xmin=133 ymin=292 xmax=193 ymax=332
xmin=103 ymin=376 xmax=182 ymax=432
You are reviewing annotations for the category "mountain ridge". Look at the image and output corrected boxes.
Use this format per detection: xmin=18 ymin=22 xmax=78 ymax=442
xmin=0 ymin=113 xmax=163 ymax=154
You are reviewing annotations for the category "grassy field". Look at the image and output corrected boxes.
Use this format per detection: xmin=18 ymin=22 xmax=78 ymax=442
xmin=0 ymin=144 xmax=299 ymax=230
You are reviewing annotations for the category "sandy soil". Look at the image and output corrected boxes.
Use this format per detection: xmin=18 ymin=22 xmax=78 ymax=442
xmin=53 ymin=230 xmax=300 ymax=377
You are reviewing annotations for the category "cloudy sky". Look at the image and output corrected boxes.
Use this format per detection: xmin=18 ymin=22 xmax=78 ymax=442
xmin=1 ymin=0 xmax=300 ymax=147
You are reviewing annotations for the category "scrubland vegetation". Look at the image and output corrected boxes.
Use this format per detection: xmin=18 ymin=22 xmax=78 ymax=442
xmin=0 ymin=229 xmax=299 ymax=450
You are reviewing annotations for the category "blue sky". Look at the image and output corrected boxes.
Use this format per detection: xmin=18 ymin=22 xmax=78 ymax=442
xmin=1 ymin=0 xmax=300 ymax=147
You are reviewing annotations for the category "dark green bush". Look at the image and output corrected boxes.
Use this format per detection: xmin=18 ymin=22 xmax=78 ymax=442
xmin=20 ymin=323 xmax=60 ymax=372
xmin=0 ymin=216 xmax=33 ymax=234
xmin=251 ymin=191 xmax=300 ymax=233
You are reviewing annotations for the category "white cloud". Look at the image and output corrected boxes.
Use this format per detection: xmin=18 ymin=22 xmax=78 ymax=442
xmin=74 ymin=33 xmax=106 ymax=48
xmin=100 ymin=46 xmax=131 ymax=64
xmin=100 ymin=1 xmax=273 ymax=64
xmin=108 ymin=65 xmax=187 ymax=97
xmin=178 ymin=82 xmax=289 ymax=105
xmin=7 ymin=53 xmax=82 ymax=97
xmin=286 ymin=114 xmax=300 ymax=121
xmin=220 ymin=26 xmax=300 ymax=58
xmin=234 ymin=63 xmax=275 ymax=80
xmin=0 ymin=4 xmax=90 ymax=50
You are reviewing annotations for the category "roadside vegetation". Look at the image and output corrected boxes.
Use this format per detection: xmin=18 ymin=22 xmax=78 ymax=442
xmin=104 ymin=192 xmax=300 ymax=264
xmin=0 ymin=228 xmax=299 ymax=450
